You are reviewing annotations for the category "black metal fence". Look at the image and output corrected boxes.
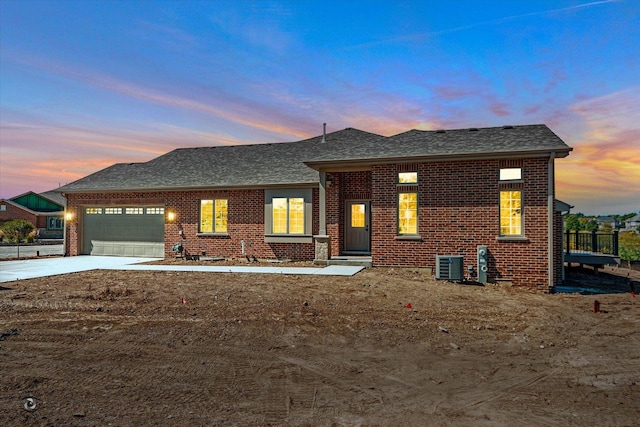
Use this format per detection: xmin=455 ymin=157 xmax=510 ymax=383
xmin=564 ymin=230 xmax=619 ymax=255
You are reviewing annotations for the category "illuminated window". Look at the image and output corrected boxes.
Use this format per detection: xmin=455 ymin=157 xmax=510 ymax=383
xmin=125 ymin=207 xmax=143 ymax=215
xmin=351 ymin=204 xmax=365 ymax=228
xmin=215 ymin=199 xmax=228 ymax=232
xmin=398 ymin=193 xmax=418 ymax=235
xmin=146 ymin=207 xmax=165 ymax=215
xmin=500 ymin=190 xmax=522 ymax=235
xmin=398 ymin=172 xmax=418 ymax=184
xmin=86 ymin=208 xmax=103 ymax=214
xmin=200 ymin=199 xmax=228 ymax=233
xmin=500 ymin=168 xmax=522 ymax=181
xmin=273 ymin=197 xmax=304 ymax=234
xmin=104 ymin=207 xmax=122 ymax=215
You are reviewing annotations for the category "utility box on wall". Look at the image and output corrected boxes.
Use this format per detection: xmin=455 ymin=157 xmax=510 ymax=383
xmin=477 ymin=245 xmax=488 ymax=284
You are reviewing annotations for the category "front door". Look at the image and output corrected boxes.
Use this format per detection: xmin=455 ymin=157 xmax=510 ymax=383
xmin=345 ymin=200 xmax=371 ymax=253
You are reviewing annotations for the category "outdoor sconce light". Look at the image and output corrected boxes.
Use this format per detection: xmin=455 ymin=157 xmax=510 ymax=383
xmin=167 ymin=211 xmax=176 ymax=222
xmin=64 ymin=212 xmax=75 ymax=221
xmin=326 ymin=174 xmax=334 ymax=186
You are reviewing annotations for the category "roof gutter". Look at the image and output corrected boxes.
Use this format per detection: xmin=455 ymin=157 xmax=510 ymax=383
xmin=58 ymin=181 xmax=320 ymax=195
xmin=304 ymin=148 xmax=572 ymax=170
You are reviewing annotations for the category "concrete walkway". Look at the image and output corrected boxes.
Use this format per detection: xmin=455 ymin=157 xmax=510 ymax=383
xmin=0 ymin=256 xmax=364 ymax=283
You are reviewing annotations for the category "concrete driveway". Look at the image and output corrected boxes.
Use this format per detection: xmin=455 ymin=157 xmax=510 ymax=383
xmin=0 ymin=256 xmax=159 ymax=283
xmin=0 ymin=256 xmax=364 ymax=283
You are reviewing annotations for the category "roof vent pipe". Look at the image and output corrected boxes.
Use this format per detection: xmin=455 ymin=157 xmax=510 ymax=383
xmin=322 ymin=123 xmax=326 ymax=143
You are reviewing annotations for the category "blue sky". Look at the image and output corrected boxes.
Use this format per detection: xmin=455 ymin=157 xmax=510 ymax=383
xmin=1 ymin=0 xmax=638 ymax=214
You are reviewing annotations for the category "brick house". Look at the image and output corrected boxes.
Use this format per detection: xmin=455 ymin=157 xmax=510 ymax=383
xmin=0 ymin=191 xmax=65 ymax=239
xmin=57 ymin=124 xmax=572 ymax=290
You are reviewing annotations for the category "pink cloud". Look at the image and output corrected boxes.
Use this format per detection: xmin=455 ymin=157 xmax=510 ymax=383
xmin=524 ymin=104 xmax=542 ymax=115
xmin=488 ymin=98 xmax=511 ymax=117
xmin=0 ymin=109 xmax=282 ymax=198
xmin=4 ymin=51 xmax=317 ymax=140
xmin=555 ymin=86 xmax=640 ymax=213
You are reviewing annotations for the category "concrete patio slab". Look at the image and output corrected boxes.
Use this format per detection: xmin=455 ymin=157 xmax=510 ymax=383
xmin=0 ymin=256 xmax=364 ymax=283
xmin=108 ymin=264 xmax=364 ymax=276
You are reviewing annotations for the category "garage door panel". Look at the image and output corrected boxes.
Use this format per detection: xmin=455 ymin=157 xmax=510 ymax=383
xmin=82 ymin=206 xmax=165 ymax=255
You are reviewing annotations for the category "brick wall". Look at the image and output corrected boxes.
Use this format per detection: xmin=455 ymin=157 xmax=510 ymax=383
xmin=65 ymin=189 xmax=316 ymax=260
xmin=64 ymin=155 xmax=559 ymax=289
xmin=0 ymin=203 xmax=39 ymax=227
xmin=368 ymin=158 xmax=554 ymax=289
xmin=326 ymin=171 xmax=372 ymax=254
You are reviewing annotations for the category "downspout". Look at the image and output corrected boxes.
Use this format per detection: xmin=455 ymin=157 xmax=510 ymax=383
xmin=560 ymin=205 xmax=572 ymax=283
xmin=61 ymin=192 xmax=68 ymax=257
xmin=548 ymin=152 xmax=556 ymax=292
xmin=319 ymin=170 xmax=327 ymax=236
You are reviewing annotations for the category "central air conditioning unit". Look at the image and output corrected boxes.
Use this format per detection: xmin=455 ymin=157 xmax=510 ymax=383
xmin=435 ymin=255 xmax=464 ymax=281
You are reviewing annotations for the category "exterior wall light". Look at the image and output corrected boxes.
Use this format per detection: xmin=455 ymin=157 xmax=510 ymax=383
xmin=65 ymin=212 xmax=75 ymax=221
xmin=167 ymin=211 xmax=176 ymax=222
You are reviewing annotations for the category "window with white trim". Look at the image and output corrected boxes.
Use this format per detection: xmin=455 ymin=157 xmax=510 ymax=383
xmin=500 ymin=190 xmax=523 ymax=236
xmin=398 ymin=192 xmax=418 ymax=235
xmin=200 ymin=199 xmax=228 ymax=233
xmin=47 ymin=216 xmax=63 ymax=230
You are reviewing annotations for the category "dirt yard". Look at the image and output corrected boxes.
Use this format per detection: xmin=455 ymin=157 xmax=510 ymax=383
xmin=1 ymin=261 xmax=639 ymax=426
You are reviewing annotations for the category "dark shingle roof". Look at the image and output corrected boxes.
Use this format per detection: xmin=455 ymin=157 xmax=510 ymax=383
xmin=40 ymin=190 xmax=67 ymax=206
xmin=57 ymin=124 xmax=571 ymax=193
xmin=305 ymin=124 xmax=571 ymax=164
xmin=58 ymin=128 xmax=385 ymax=192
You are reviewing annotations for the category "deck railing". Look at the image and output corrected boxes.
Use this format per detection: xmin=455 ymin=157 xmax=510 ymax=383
xmin=564 ymin=230 xmax=619 ymax=255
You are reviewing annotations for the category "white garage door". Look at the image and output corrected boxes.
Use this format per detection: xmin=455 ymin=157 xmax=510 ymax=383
xmin=81 ymin=206 xmax=165 ymax=256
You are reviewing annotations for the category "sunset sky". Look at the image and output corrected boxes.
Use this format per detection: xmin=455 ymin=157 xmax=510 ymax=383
xmin=1 ymin=0 xmax=638 ymax=215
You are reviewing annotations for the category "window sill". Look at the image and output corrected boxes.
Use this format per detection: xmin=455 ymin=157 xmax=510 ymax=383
xmin=265 ymin=234 xmax=313 ymax=244
xmin=197 ymin=232 xmax=230 ymax=237
xmin=394 ymin=235 xmax=423 ymax=241
xmin=496 ymin=236 xmax=529 ymax=242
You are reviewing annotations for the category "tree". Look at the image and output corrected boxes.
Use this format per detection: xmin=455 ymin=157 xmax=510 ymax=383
xmin=564 ymin=214 xmax=583 ymax=231
xmin=619 ymin=231 xmax=640 ymax=268
xmin=581 ymin=217 xmax=599 ymax=232
xmin=1 ymin=219 xmax=35 ymax=259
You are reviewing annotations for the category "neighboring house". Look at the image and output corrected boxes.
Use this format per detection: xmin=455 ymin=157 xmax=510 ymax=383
xmin=56 ymin=124 xmax=572 ymax=290
xmin=623 ymin=214 xmax=640 ymax=232
xmin=0 ymin=191 xmax=65 ymax=239
xmin=596 ymin=216 xmax=618 ymax=230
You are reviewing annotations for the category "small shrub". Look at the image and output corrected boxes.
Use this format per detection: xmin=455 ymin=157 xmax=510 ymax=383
xmin=1 ymin=219 xmax=35 ymax=244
